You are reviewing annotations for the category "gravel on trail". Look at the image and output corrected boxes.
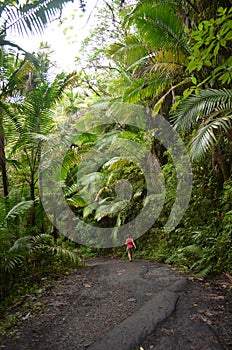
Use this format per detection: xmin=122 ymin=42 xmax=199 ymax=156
xmin=0 ymin=258 xmax=231 ymax=350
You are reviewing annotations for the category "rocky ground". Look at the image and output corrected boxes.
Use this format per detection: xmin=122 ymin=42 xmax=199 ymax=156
xmin=0 ymin=258 xmax=232 ymax=350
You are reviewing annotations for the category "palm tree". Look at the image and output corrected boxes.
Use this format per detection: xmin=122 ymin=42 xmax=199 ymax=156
xmin=0 ymin=53 xmax=32 ymax=199
xmin=11 ymin=72 xmax=79 ymax=225
xmin=0 ymin=0 xmax=77 ymax=199
xmin=106 ymin=0 xmax=191 ymax=109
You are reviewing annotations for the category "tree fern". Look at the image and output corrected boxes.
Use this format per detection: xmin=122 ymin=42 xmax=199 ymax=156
xmin=105 ymin=0 xmax=190 ymax=107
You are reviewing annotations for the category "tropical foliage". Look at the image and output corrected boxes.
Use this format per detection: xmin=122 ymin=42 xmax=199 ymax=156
xmin=75 ymin=0 xmax=232 ymax=276
xmin=0 ymin=0 xmax=231 ymax=316
xmin=0 ymin=0 xmax=83 ymax=306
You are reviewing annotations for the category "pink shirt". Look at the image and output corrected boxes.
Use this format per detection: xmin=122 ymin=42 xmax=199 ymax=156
xmin=126 ymin=238 xmax=133 ymax=248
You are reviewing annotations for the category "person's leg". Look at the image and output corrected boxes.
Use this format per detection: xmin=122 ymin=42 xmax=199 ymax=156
xmin=127 ymin=248 xmax=132 ymax=261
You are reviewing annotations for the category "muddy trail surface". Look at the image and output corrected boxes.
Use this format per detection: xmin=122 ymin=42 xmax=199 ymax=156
xmin=1 ymin=258 xmax=232 ymax=350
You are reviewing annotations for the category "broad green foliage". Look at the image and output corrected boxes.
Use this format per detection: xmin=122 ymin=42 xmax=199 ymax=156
xmin=137 ymin=169 xmax=232 ymax=275
xmin=63 ymin=121 xmax=148 ymax=229
xmin=187 ymin=7 xmax=232 ymax=87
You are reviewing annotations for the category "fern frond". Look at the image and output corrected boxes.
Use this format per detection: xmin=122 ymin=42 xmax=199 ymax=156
xmin=2 ymin=252 xmax=24 ymax=273
xmin=50 ymin=246 xmax=79 ymax=263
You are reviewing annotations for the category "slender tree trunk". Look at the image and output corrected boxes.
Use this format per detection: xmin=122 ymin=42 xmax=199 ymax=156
xmin=30 ymin=174 xmax=36 ymax=226
xmin=0 ymin=108 xmax=9 ymax=197
xmin=52 ymin=210 xmax=59 ymax=241
xmin=212 ymin=146 xmax=230 ymax=182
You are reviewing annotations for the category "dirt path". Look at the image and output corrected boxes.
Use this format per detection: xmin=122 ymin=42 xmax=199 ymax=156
xmin=1 ymin=258 xmax=232 ymax=350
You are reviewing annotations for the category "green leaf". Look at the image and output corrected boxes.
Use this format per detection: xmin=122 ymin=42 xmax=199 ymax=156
xmin=66 ymin=195 xmax=86 ymax=208
xmin=191 ymin=76 xmax=197 ymax=85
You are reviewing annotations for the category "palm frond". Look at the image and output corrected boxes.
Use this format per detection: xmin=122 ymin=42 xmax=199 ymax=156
xmin=74 ymin=132 xmax=98 ymax=146
xmin=123 ymin=75 xmax=170 ymax=103
xmin=126 ymin=1 xmax=189 ymax=54
xmin=42 ymin=245 xmax=79 ymax=263
xmin=173 ymin=89 xmax=232 ymax=132
xmin=107 ymin=35 xmax=148 ymax=68
xmin=1 ymin=0 xmax=74 ymax=37
xmin=190 ymin=115 xmax=232 ymax=160
xmin=5 ymin=200 xmax=34 ymax=220
xmin=62 ymin=149 xmax=79 ymax=174
xmin=2 ymin=252 xmax=24 ymax=272
xmin=0 ymin=101 xmax=23 ymax=134
xmin=63 ymin=183 xmax=80 ymax=197
xmin=30 ymin=233 xmax=52 ymax=245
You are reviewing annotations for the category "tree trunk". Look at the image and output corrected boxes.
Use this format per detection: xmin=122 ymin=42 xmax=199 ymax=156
xmin=30 ymin=175 xmax=36 ymax=226
xmin=212 ymin=146 xmax=230 ymax=183
xmin=0 ymin=108 xmax=9 ymax=197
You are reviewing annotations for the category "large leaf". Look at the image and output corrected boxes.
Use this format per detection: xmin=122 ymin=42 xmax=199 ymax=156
xmin=66 ymin=195 xmax=86 ymax=208
xmin=94 ymin=200 xmax=129 ymax=221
